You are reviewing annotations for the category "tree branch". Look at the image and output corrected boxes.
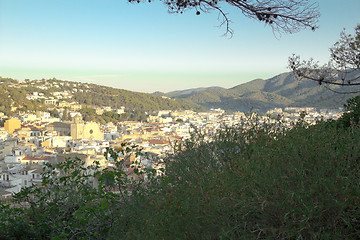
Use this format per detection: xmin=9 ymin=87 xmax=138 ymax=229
xmin=289 ymin=25 xmax=360 ymax=93
xmin=128 ymin=0 xmax=320 ymax=36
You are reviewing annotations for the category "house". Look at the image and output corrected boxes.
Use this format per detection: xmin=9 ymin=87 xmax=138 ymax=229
xmin=0 ymin=128 xmax=9 ymax=141
xmin=70 ymin=102 xmax=82 ymax=111
xmin=21 ymin=156 xmax=53 ymax=165
xmin=0 ymin=164 xmax=47 ymax=198
xmin=45 ymin=98 xmax=58 ymax=105
xmin=42 ymin=136 xmax=72 ymax=148
xmin=4 ymin=118 xmax=21 ymax=134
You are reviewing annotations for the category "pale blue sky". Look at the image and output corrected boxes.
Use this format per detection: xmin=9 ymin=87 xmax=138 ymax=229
xmin=0 ymin=0 xmax=359 ymax=92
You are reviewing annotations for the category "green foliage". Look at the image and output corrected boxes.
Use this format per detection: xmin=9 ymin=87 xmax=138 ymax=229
xmin=72 ymin=83 xmax=194 ymax=112
xmin=0 ymin=144 xmax=156 ymax=239
xmin=1 ymin=116 xmax=360 ymax=239
xmin=115 ymin=119 xmax=360 ymax=239
xmin=5 ymin=158 xmax=121 ymax=239
xmin=0 ymin=78 xmax=50 ymax=115
xmin=47 ymin=108 xmax=59 ymax=118
xmin=338 ymin=96 xmax=360 ymax=127
xmin=79 ymin=107 xmax=101 ymax=122
xmin=79 ymin=108 xmax=148 ymax=124
xmin=61 ymin=108 xmax=71 ymax=121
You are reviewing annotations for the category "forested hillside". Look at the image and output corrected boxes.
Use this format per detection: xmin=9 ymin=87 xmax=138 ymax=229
xmin=0 ymin=77 xmax=198 ymax=117
xmin=0 ymin=78 xmax=49 ymax=116
xmin=71 ymin=82 xmax=196 ymax=111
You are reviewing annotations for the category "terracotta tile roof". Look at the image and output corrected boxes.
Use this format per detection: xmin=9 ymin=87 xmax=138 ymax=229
xmin=148 ymin=139 xmax=169 ymax=145
xmin=22 ymin=156 xmax=51 ymax=161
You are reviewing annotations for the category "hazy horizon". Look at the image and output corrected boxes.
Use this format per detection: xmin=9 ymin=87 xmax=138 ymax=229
xmin=1 ymin=0 xmax=359 ymax=93
xmin=0 ymin=70 xmax=277 ymax=93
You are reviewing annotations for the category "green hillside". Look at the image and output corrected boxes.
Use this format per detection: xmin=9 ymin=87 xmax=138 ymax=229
xmin=71 ymin=82 xmax=196 ymax=111
xmin=2 ymin=71 xmax=359 ymax=117
xmin=0 ymin=77 xmax=198 ymax=117
xmin=169 ymin=72 xmax=359 ymax=112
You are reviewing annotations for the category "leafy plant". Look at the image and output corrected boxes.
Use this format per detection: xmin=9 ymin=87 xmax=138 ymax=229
xmin=339 ymin=95 xmax=360 ymax=127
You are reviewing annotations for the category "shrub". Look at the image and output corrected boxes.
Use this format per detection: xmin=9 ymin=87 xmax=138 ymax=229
xmin=1 ymin=117 xmax=360 ymax=239
xmin=338 ymin=96 xmax=360 ymax=128
xmin=114 ymin=119 xmax=360 ymax=239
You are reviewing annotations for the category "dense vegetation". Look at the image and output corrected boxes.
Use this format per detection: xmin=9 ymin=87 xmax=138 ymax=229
xmin=72 ymin=84 xmax=195 ymax=112
xmin=1 ymin=96 xmax=359 ymax=239
xmin=0 ymin=78 xmax=48 ymax=116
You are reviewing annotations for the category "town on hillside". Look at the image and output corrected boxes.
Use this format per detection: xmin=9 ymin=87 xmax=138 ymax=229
xmin=0 ymin=78 xmax=345 ymax=199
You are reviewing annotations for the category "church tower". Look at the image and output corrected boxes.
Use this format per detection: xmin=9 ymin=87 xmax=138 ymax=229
xmin=71 ymin=114 xmax=84 ymax=140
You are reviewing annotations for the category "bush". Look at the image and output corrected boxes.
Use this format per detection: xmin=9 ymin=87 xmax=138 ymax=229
xmin=338 ymin=96 xmax=360 ymax=128
xmin=1 ymin=116 xmax=360 ymax=239
xmin=114 ymin=119 xmax=360 ymax=239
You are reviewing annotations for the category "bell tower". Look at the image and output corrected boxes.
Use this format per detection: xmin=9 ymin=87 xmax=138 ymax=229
xmin=71 ymin=114 xmax=84 ymax=140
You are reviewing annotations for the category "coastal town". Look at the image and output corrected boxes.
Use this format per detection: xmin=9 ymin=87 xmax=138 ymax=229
xmin=0 ymin=94 xmax=344 ymax=199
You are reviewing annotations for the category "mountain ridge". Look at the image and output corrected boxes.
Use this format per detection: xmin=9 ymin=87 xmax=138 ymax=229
xmin=1 ymin=71 xmax=358 ymax=116
xmin=167 ymin=72 xmax=359 ymax=112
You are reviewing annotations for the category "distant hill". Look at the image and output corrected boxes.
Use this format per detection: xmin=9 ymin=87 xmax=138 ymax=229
xmin=168 ymin=72 xmax=359 ymax=112
xmin=166 ymin=86 xmax=225 ymax=96
xmin=71 ymin=83 xmax=197 ymax=112
xmin=0 ymin=77 xmax=199 ymax=117
xmin=2 ymin=71 xmax=358 ymax=117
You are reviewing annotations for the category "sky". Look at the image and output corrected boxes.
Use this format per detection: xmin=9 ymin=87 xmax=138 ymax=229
xmin=0 ymin=0 xmax=359 ymax=93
